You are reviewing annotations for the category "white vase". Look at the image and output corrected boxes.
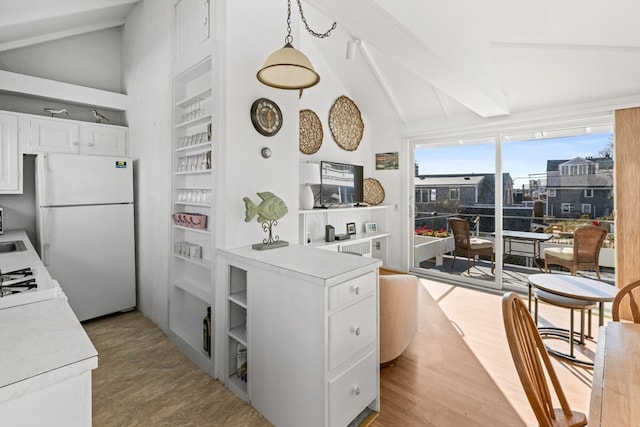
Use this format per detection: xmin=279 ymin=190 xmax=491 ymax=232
xmin=300 ymin=184 xmax=315 ymax=210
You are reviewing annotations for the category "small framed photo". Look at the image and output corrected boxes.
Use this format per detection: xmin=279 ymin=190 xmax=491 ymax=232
xmin=346 ymin=222 xmax=356 ymax=235
xmin=365 ymin=222 xmax=378 ymax=233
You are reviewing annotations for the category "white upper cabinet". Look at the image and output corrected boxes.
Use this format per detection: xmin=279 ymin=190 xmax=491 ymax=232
xmin=0 ymin=111 xmax=22 ymax=193
xmin=83 ymin=123 xmax=127 ymax=156
xmin=26 ymin=115 xmax=127 ymax=157
xmin=174 ymin=0 xmax=211 ymax=69
xmin=28 ymin=116 xmax=79 ymax=154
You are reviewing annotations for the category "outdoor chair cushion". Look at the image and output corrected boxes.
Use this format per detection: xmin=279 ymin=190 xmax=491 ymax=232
xmin=469 ymin=237 xmax=493 ymax=250
xmin=544 ymin=247 xmax=574 ymax=261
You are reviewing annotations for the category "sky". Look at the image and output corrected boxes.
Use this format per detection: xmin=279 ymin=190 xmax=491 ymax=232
xmin=415 ymin=133 xmax=612 ymax=187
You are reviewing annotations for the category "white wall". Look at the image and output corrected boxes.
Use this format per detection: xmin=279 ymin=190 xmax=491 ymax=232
xmin=219 ymin=1 xmax=300 ymax=249
xmin=121 ymin=0 xmax=173 ymax=331
xmin=0 ymin=28 xmax=126 ymax=124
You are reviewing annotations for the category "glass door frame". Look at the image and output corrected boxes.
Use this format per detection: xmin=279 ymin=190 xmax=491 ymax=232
xmin=405 ymin=112 xmax=614 ymax=291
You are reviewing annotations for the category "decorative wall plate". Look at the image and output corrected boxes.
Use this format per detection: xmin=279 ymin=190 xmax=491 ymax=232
xmin=299 ymin=109 xmax=323 ymax=154
xmin=328 ymin=95 xmax=364 ymax=151
xmin=363 ymin=178 xmax=385 ymax=205
xmin=250 ymin=98 xmax=282 ymax=136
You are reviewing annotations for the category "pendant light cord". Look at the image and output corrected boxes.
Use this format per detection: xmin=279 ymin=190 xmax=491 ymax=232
xmin=285 ymin=0 xmax=337 ymax=44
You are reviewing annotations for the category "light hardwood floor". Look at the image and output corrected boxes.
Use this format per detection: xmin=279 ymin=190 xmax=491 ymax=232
xmin=84 ymin=278 xmax=601 ymax=426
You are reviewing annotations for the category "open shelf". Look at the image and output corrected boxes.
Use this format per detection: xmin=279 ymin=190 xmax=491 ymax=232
xmin=176 ymin=88 xmax=212 ymax=107
xmin=229 ymin=290 xmax=247 ymax=308
xmin=176 ymin=114 xmax=212 ymax=129
xmin=176 ymin=140 xmax=211 ymax=152
xmin=174 ymin=279 xmax=212 ymax=303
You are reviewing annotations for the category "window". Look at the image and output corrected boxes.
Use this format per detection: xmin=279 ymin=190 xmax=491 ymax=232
xmin=416 ymin=188 xmax=437 ymax=202
xmin=584 ymin=189 xmax=593 ymax=198
xmin=562 ymin=203 xmax=574 ymax=213
xmin=548 ymin=189 xmax=556 ymax=197
xmin=582 ymin=204 xmax=591 ymax=214
xmin=449 ymin=188 xmax=459 ymax=200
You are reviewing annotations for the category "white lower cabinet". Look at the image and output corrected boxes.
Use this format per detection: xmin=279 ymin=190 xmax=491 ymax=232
xmin=219 ymin=244 xmax=381 ymax=427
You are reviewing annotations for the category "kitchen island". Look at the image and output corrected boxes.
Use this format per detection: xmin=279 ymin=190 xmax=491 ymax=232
xmin=0 ymin=230 xmax=98 ymax=427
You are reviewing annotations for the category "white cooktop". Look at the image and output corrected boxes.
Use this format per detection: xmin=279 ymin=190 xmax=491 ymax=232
xmin=0 ymin=230 xmax=61 ymax=310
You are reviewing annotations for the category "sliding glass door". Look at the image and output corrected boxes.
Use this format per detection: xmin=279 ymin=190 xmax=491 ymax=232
xmin=410 ymin=118 xmax=615 ymax=290
xmin=412 ymin=135 xmax=500 ymax=289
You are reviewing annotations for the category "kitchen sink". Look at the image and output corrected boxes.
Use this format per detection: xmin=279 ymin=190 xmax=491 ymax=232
xmin=0 ymin=240 xmax=27 ymax=253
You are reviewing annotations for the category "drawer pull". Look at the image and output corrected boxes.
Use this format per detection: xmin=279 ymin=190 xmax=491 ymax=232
xmin=354 ymin=386 xmax=361 ymax=396
xmin=353 ymin=286 xmax=361 ymax=295
xmin=353 ymin=327 xmax=361 ymax=336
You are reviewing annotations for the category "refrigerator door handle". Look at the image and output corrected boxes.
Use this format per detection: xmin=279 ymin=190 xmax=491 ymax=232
xmin=42 ymin=242 xmax=50 ymax=266
xmin=41 ymin=208 xmax=50 ymax=266
xmin=41 ymin=154 xmax=50 ymax=207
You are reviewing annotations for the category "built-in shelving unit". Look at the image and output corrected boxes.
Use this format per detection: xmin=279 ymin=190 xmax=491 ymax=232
xmin=168 ymin=56 xmax=215 ymax=376
xmin=226 ymin=265 xmax=248 ymax=399
xmin=299 ymin=205 xmax=391 ymax=262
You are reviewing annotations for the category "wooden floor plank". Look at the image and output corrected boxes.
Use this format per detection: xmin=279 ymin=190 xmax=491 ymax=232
xmin=84 ymin=277 xmax=598 ymax=426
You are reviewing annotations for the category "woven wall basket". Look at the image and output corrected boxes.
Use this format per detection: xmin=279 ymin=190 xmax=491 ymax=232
xmin=329 ymin=95 xmax=364 ymax=151
xmin=299 ymin=109 xmax=323 ymax=154
xmin=363 ymin=178 xmax=385 ymax=205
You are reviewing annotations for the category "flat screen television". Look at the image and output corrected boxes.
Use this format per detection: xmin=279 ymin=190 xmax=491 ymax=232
xmin=319 ymin=161 xmax=364 ymax=207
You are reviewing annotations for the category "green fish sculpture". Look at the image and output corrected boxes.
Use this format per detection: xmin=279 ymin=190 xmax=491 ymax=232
xmin=243 ymin=192 xmax=288 ymax=224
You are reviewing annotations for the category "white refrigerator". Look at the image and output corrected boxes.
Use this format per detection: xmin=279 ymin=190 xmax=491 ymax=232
xmin=36 ymin=153 xmax=136 ymax=321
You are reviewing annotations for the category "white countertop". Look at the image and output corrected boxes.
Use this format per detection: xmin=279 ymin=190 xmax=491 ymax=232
xmin=0 ymin=296 xmax=98 ymax=401
xmin=220 ymin=244 xmax=382 ymax=286
xmin=0 ymin=230 xmax=47 ymax=272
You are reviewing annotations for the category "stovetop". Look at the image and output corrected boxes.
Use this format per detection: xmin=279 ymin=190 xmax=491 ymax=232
xmin=1 ymin=267 xmax=37 ymax=297
xmin=0 ymin=266 xmax=60 ymax=310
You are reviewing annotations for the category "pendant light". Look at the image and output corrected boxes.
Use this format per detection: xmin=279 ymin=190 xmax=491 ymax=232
xmin=257 ymin=0 xmax=336 ymax=90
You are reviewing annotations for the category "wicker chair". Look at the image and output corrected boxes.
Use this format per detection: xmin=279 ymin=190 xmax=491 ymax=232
xmin=612 ymin=279 xmax=640 ymax=322
xmin=502 ymin=292 xmax=588 ymax=427
xmin=448 ymin=217 xmax=494 ymax=274
xmin=543 ymin=226 xmax=607 ymax=280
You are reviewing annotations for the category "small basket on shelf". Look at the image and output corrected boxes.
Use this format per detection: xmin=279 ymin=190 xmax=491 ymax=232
xmin=172 ymin=212 xmax=208 ymax=229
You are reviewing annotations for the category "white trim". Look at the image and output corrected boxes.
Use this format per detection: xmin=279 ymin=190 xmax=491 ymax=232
xmin=0 ymin=70 xmax=128 ymax=111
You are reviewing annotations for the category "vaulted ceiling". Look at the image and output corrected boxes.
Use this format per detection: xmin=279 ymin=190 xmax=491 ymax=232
xmin=1 ymin=0 xmax=639 ymax=127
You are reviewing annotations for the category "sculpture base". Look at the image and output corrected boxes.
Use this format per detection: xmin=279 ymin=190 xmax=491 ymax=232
xmin=251 ymin=241 xmax=289 ymax=251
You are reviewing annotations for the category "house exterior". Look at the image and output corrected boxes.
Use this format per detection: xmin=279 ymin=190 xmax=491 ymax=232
xmin=414 ymin=172 xmax=515 ymax=231
xmin=415 ymin=173 xmax=514 ymax=211
xmin=546 ymin=156 xmax=614 ymax=219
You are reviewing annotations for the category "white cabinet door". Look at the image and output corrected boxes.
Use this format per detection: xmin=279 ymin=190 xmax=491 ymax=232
xmin=29 ymin=116 xmax=79 ymax=154
xmin=82 ymin=123 xmax=127 ymax=156
xmin=0 ymin=112 xmax=22 ymax=193
xmin=174 ymin=0 xmax=211 ymax=62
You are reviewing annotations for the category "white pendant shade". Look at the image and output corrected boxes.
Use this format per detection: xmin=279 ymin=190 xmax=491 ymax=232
xmin=257 ymin=44 xmax=320 ymax=90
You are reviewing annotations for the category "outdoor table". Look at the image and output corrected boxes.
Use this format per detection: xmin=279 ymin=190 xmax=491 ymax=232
xmin=589 ymin=322 xmax=640 ymax=426
xmin=527 ymin=274 xmax=618 ymax=366
xmin=494 ymin=230 xmax=553 ymax=271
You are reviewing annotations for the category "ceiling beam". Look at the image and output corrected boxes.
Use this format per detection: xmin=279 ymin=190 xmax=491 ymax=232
xmin=0 ymin=20 xmax=125 ymax=52
xmin=306 ymin=0 xmax=511 ymax=118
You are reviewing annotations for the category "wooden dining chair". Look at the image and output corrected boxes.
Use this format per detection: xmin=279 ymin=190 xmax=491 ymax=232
xmin=448 ymin=217 xmax=494 ymax=274
xmin=543 ymin=226 xmax=607 ymax=280
xmin=612 ymin=279 xmax=640 ymax=322
xmin=502 ymin=292 xmax=587 ymax=427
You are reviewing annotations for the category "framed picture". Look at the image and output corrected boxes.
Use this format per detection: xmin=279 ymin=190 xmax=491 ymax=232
xmin=365 ymin=222 xmax=377 ymax=233
xmin=346 ymin=222 xmax=356 ymax=235
xmin=375 ymin=152 xmax=399 ymax=170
